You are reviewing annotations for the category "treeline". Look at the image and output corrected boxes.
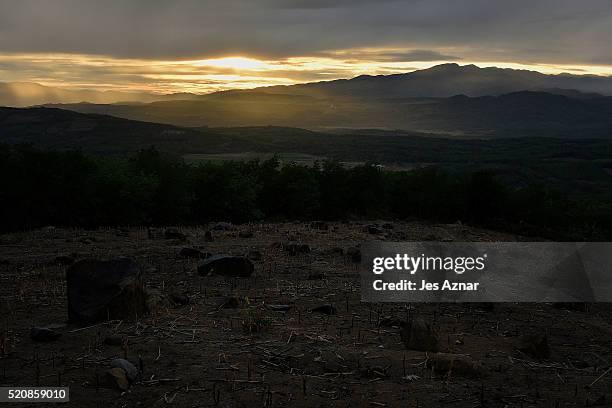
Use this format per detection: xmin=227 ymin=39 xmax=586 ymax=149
xmin=1 ymin=144 xmax=611 ymax=239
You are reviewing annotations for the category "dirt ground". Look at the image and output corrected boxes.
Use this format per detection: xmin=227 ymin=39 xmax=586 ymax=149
xmin=0 ymin=221 xmax=611 ymax=407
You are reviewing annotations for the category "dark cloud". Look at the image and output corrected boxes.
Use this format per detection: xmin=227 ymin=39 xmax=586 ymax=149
xmin=0 ymin=0 xmax=611 ymax=65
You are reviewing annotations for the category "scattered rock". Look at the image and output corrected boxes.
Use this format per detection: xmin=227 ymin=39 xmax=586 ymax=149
xmin=169 ymin=292 xmax=190 ymax=306
xmin=400 ymin=319 xmax=440 ymax=352
xmin=105 ymin=367 xmax=129 ymax=391
xmin=110 ymin=358 xmax=139 ymax=382
xmin=247 ymin=250 xmax=263 ymax=261
xmin=346 ymin=247 xmax=361 ymax=263
xmin=30 ymin=327 xmax=62 ymax=342
xmin=311 ymin=304 xmax=336 ymax=315
xmin=164 ymin=228 xmax=187 ymax=241
xmin=179 ymin=247 xmax=210 ymax=259
xmin=517 ymin=333 xmax=550 ymax=359
xmin=267 ymin=304 xmax=292 ymax=312
xmin=197 ymin=255 xmax=254 ymax=278
xmin=104 ymin=335 xmax=124 ymax=346
xmin=218 ymin=296 xmax=241 ymax=309
xmin=238 ymin=231 xmax=254 ymax=238
xmin=212 ymin=222 xmax=233 ymax=231
xmin=330 ymin=247 xmax=344 ymax=255
xmin=307 ymin=271 xmax=325 ymax=280
xmin=310 ymin=221 xmax=329 ymax=230
xmin=378 ymin=316 xmax=404 ymax=328
xmin=366 ymin=224 xmax=384 ymax=234
xmin=66 ymin=258 xmax=147 ymax=324
xmin=427 ymin=353 xmax=482 ymax=376
xmin=282 ymin=242 xmax=310 ymax=255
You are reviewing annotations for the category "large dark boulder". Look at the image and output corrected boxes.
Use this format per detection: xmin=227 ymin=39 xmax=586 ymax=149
xmin=197 ymin=255 xmax=254 ymax=278
xmin=66 ymin=258 xmax=147 ymax=324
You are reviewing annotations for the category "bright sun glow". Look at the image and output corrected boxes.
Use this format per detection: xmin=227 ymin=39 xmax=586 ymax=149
xmin=1 ymin=50 xmax=612 ymax=95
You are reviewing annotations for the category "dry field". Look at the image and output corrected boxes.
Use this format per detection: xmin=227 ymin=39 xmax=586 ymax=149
xmin=0 ymin=222 xmax=611 ymax=407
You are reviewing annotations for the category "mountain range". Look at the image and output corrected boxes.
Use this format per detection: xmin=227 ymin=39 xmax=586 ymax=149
xmin=3 ymin=64 xmax=612 ymax=138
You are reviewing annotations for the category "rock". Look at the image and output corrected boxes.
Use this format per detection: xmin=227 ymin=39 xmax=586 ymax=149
xmin=66 ymin=258 xmax=147 ymax=324
xmin=426 ymin=353 xmax=482 ymax=376
xmin=218 ymin=296 xmax=240 ymax=309
xmin=378 ymin=316 xmax=404 ymax=328
xmin=311 ymin=304 xmax=336 ymax=315
xmin=366 ymin=224 xmax=383 ymax=234
xmin=400 ymin=319 xmax=440 ymax=352
xmin=30 ymin=327 xmax=61 ymax=342
xmin=54 ymin=255 xmax=75 ymax=266
xmin=104 ymin=335 xmax=124 ymax=346
xmin=110 ymin=358 xmax=139 ymax=382
xmin=169 ymin=292 xmax=190 ymax=306
xmin=238 ymin=231 xmax=254 ymax=238
xmin=212 ymin=222 xmax=233 ymax=231
xmin=203 ymin=230 xmax=214 ymax=242
xmin=307 ymin=272 xmax=325 ymax=280
xmin=346 ymin=247 xmax=361 ymax=263
xmin=267 ymin=304 xmax=292 ymax=312
xmin=331 ymin=247 xmax=344 ymax=255
xmin=247 ymin=250 xmax=263 ymax=261
xmin=382 ymin=223 xmax=394 ymax=230
xmin=310 ymin=221 xmax=329 ymax=231
xmin=282 ymin=242 xmax=310 ymax=255
xmin=518 ymin=333 xmax=550 ymax=359
xmin=197 ymin=255 xmax=254 ymax=278
xmin=105 ymin=368 xmax=129 ymax=391
xmin=164 ymin=228 xmax=187 ymax=241
xmin=179 ymin=247 xmax=210 ymax=259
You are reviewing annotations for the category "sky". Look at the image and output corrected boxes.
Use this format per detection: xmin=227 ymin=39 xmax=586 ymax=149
xmin=1 ymin=0 xmax=612 ymax=94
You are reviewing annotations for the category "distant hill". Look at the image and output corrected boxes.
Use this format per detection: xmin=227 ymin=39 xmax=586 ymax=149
xmin=44 ymin=90 xmax=612 ymax=138
xmin=0 ymin=82 xmax=200 ymax=107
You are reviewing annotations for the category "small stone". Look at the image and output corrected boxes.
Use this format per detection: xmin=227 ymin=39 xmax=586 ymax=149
xmin=110 ymin=359 xmax=139 ymax=382
xmin=30 ymin=327 xmax=62 ymax=342
xmin=218 ymin=296 xmax=240 ymax=309
xmin=212 ymin=222 xmax=233 ymax=231
xmin=282 ymin=242 xmax=310 ymax=255
xmin=169 ymin=292 xmax=190 ymax=306
xmin=400 ymin=319 xmax=440 ymax=352
xmin=164 ymin=228 xmax=187 ymax=241
xmin=311 ymin=304 xmax=336 ymax=315
xmin=366 ymin=224 xmax=383 ymax=234
xmin=267 ymin=304 xmax=292 ymax=312
xmin=307 ymin=272 xmax=325 ymax=280
xmin=105 ymin=368 xmax=129 ymax=391
xmin=104 ymin=335 xmax=124 ymax=346
xmin=197 ymin=255 xmax=254 ymax=278
xmin=179 ymin=247 xmax=210 ymax=259
xmin=518 ymin=333 xmax=550 ymax=359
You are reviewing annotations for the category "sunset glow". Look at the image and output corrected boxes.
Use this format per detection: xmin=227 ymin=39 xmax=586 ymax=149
xmin=2 ymin=50 xmax=612 ymax=95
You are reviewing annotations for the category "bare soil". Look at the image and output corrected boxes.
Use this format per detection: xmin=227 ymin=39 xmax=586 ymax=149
xmin=0 ymin=222 xmax=611 ymax=407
